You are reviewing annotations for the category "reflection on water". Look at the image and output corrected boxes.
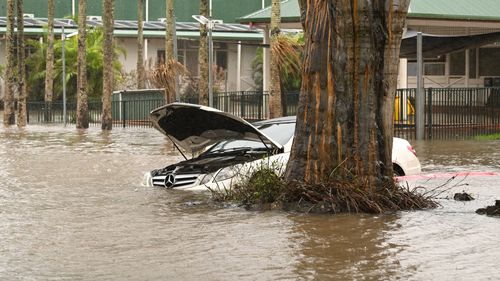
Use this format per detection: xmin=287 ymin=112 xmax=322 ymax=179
xmin=1 ymin=125 xmax=499 ymax=280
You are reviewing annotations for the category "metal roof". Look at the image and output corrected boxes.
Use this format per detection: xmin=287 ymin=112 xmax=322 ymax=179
xmin=0 ymin=17 xmax=262 ymax=40
xmin=239 ymin=0 xmax=500 ymax=23
xmin=239 ymin=0 xmax=299 ymax=23
xmin=408 ymin=0 xmax=500 ymax=21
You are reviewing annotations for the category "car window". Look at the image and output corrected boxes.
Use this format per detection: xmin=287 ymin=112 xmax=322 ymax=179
xmin=205 ymin=122 xmax=296 ymax=153
xmin=257 ymin=122 xmax=295 ymax=145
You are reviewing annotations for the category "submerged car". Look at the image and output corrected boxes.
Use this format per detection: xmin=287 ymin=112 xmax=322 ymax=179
xmin=146 ymin=103 xmax=421 ymax=191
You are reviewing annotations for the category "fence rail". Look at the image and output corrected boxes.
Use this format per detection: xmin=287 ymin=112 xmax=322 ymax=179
xmin=24 ymin=88 xmax=500 ymax=140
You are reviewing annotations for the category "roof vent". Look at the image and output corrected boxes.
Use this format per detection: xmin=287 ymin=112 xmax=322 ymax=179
xmin=23 ymin=13 xmax=35 ymax=19
xmin=157 ymin=18 xmax=166 ymax=23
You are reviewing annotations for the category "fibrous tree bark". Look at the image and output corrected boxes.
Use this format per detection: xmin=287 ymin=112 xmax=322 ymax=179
xmin=137 ymin=0 xmax=146 ymax=89
xmin=3 ymin=0 xmax=15 ymax=126
xmin=101 ymin=0 xmax=115 ymax=130
xmin=16 ymin=0 xmax=27 ymax=127
xmin=285 ymin=0 xmax=410 ymax=189
xmin=163 ymin=0 xmax=176 ymax=103
xmin=198 ymin=0 xmax=209 ymax=106
xmin=44 ymin=0 xmax=55 ymax=122
xmin=76 ymin=0 xmax=88 ymax=128
xmin=268 ymin=0 xmax=282 ymax=118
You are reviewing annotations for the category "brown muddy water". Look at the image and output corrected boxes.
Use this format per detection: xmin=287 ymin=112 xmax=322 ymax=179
xmin=1 ymin=125 xmax=499 ymax=281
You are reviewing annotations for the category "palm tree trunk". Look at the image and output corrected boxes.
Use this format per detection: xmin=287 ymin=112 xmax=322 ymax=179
xmin=165 ymin=0 xmax=174 ymax=62
xmin=164 ymin=0 xmax=175 ymax=103
xmin=3 ymin=0 xmax=15 ymax=126
xmin=16 ymin=0 xmax=27 ymax=127
xmin=285 ymin=0 xmax=410 ymax=188
xmin=137 ymin=0 xmax=145 ymax=89
xmin=198 ymin=0 xmax=209 ymax=106
xmin=76 ymin=0 xmax=88 ymax=128
xmin=269 ymin=0 xmax=282 ymax=118
xmin=102 ymin=0 xmax=115 ymax=130
xmin=44 ymin=0 xmax=55 ymax=122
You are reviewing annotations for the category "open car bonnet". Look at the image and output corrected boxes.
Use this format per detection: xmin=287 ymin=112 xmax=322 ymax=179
xmin=150 ymin=103 xmax=283 ymax=154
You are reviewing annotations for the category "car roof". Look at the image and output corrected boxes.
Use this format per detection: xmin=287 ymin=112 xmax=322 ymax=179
xmin=252 ymin=116 xmax=297 ymax=126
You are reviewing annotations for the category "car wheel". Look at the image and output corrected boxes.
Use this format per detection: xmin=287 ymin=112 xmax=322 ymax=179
xmin=393 ymin=164 xmax=405 ymax=177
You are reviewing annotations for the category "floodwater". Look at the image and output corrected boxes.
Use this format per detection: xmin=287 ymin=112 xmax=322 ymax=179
xmin=1 ymin=125 xmax=499 ymax=281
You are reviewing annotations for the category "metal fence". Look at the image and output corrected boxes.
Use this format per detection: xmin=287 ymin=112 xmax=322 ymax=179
xmin=394 ymin=88 xmax=500 ymax=140
xmin=25 ymin=88 xmax=500 ymax=139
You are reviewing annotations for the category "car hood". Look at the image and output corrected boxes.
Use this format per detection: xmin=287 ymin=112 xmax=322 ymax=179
xmin=150 ymin=103 xmax=283 ymax=153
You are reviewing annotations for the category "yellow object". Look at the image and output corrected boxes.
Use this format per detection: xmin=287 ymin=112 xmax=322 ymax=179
xmin=394 ymin=96 xmax=415 ymax=124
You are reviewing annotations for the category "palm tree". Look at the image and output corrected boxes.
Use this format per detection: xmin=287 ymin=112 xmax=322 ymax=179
xmin=163 ymin=0 xmax=176 ymax=103
xmin=165 ymin=0 xmax=174 ymax=63
xmin=3 ymin=0 xmax=15 ymax=126
xmin=197 ymin=0 xmax=209 ymax=106
xmin=285 ymin=0 xmax=411 ymax=188
xmin=25 ymin=28 xmax=124 ymax=102
xmin=76 ymin=0 xmax=88 ymax=128
xmin=16 ymin=0 xmax=27 ymax=127
xmin=269 ymin=0 xmax=282 ymax=118
xmin=101 ymin=0 xmax=115 ymax=130
xmin=136 ymin=0 xmax=145 ymax=89
xmin=44 ymin=0 xmax=55 ymax=122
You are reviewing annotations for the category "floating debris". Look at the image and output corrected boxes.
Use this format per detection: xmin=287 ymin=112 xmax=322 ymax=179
xmin=476 ymin=200 xmax=500 ymax=217
xmin=453 ymin=192 xmax=474 ymax=201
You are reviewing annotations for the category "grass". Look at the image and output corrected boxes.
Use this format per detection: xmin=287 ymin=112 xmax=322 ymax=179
xmin=474 ymin=133 xmax=500 ymax=141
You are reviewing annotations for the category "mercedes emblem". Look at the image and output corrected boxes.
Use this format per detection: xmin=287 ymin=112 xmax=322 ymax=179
xmin=164 ymin=173 xmax=176 ymax=188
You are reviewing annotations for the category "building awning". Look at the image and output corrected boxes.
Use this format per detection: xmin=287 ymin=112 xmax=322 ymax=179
xmin=400 ymin=30 xmax=500 ymax=58
xmin=0 ymin=17 xmax=263 ymax=41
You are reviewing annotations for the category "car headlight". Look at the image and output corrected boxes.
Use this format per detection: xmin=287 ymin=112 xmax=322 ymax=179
xmin=214 ymin=165 xmax=241 ymax=182
xmin=143 ymin=171 xmax=153 ymax=187
xmin=199 ymin=172 xmax=215 ymax=185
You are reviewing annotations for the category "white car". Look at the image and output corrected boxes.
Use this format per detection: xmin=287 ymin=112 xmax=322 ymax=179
xmin=146 ymin=103 xmax=421 ymax=191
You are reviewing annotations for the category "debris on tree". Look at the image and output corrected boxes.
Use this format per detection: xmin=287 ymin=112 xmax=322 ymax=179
xmin=209 ymin=166 xmax=438 ymax=214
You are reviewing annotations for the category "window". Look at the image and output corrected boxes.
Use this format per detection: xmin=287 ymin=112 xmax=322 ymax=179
xmin=157 ymin=50 xmax=165 ymax=64
xmin=216 ymin=50 xmax=227 ymax=69
xmin=407 ymin=56 xmax=446 ymax=76
xmin=469 ymin=49 xmax=477 ymax=79
xmin=450 ymin=50 xmax=465 ymax=76
xmin=479 ymin=48 xmax=500 ymax=76
xmin=424 ymin=63 xmax=445 ymax=76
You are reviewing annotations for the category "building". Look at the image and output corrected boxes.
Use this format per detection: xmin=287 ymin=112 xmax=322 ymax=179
xmin=3 ymin=0 xmax=500 ymax=102
xmin=239 ymin=0 xmax=500 ymax=90
xmin=0 ymin=0 xmax=272 ymax=100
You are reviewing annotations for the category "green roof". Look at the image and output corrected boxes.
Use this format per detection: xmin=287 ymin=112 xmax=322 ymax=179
xmin=238 ymin=0 xmax=300 ymax=23
xmin=408 ymin=0 xmax=500 ymax=21
xmin=239 ymin=0 xmax=500 ymax=23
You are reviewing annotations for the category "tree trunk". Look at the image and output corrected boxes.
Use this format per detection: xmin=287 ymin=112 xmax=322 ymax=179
xmin=102 ymin=0 xmax=115 ymax=130
xmin=16 ymin=0 xmax=27 ymax=127
xmin=198 ymin=0 xmax=209 ymax=106
xmin=76 ymin=0 xmax=88 ymax=129
xmin=136 ymin=0 xmax=145 ymax=89
xmin=164 ymin=0 xmax=175 ymax=103
xmin=165 ymin=0 xmax=174 ymax=62
xmin=285 ymin=0 xmax=410 ymax=188
xmin=44 ymin=0 xmax=55 ymax=122
xmin=3 ymin=0 xmax=15 ymax=126
xmin=268 ymin=0 xmax=282 ymax=118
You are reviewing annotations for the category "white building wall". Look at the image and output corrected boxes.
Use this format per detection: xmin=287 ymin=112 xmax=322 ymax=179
xmin=115 ymin=37 xmax=258 ymax=92
xmin=226 ymin=44 xmax=258 ymax=92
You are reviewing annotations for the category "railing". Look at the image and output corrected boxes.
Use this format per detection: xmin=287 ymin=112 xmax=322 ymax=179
xmin=394 ymin=88 xmax=500 ymax=140
xmin=24 ymin=88 xmax=500 ymax=140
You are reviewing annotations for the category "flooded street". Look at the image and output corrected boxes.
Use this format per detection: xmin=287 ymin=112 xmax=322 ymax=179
xmin=1 ymin=125 xmax=499 ymax=280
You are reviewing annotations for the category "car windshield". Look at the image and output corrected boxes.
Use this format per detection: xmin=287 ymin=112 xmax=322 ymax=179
xmin=205 ymin=122 xmax=296 ymax=153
